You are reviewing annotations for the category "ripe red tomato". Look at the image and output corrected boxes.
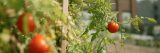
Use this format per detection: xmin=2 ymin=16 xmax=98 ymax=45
xmin=16 ymin=12 xmax=35 ymax=33
xmin=28 ymin=33 xmax=50 ymax=53
xmin=107 ymin=21 xmax=119 ymax=33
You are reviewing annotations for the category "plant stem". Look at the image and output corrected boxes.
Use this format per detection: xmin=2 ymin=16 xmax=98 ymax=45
xmin=120 ymin=26 xmax=126 ymax=53
xmin=97 ymin=37 xmax=105 ymax=53
xmin=114 ymin=43 xmax=118 ymax=53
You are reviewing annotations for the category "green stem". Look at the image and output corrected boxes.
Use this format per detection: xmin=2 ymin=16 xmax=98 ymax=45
xmin=114 ymin=43 xmax=118 ymax=53
xmin=97 ymin=37 xmax=105 ymax=53
xmin=120 ymin=26 xmax=126 ymax=53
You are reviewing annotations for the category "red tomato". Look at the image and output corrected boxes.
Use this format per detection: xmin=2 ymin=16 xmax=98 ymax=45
xmin=28 ymin=33 xmax=50 ymax=53
xmin=16 ymin=12 xmax=35 ymax=33
xmin=107 ymin=21 xmax=119 ymax=33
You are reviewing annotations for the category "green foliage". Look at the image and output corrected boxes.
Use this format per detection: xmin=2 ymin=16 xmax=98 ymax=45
xmin=130 ymin=16 xmax=157 ymax=31
xmin=82 ymin=0 xmax=118 ymax=34
xmin=131 ymin=16 xmax=143 ymax=31
xmin=0 ymin=29 xmax=12 ymax=53
xmin=30 ymin=0 xmax=66 ymax=23
xmin=0 ymin=0 xmax=66 ymax=53
xmin=67 ymin=0 xmax=119 ymax=53
xmin=0 ymin=0 xmax=158 ymax=53
xmin=87 ymin=0 xmax=113 ymax=30
xmin=0 ymin=0 xmax=24 ymax=12
xmin=69 ymin=0 xmax=84 ymax=19
xmin=147 ymin=18 xmax=157 ymax=23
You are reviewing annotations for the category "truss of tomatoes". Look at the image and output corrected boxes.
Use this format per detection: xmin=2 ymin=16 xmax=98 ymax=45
xmin=16 ymin=13 xmax=50 ymax=53
xmin=16 ymin=12 xmax=119 ymax=53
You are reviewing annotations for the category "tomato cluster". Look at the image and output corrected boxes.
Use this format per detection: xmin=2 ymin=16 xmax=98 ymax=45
xmin=16 ymin=12 xmax=119 ymax=53
xmin=16 ymin=13 xmax=50 ymax=53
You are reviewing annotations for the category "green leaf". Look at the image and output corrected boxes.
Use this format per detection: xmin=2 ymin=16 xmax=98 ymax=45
xmin=122 ymin=33 xmax=129 ymax=39
xmin=31 ymin=0 xmax=66 ymax=23
xmin=91 ymin=31 xmax=99 ymax=42
xmin=81 ymin=27 xmax=89 ymax=35
xmin=131 ymin=16 xmax=143 ymax=31
xmin=147 ymin=18 xmax=157 ymax=23
xmin=2 ymin=0 xmax=24 ymax=12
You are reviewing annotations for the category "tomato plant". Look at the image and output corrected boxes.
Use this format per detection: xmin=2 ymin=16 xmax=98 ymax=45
xmin=107 ymin=21 xmax=119 ymax=33
xmin=16 ymin=12 xmax=35 ymax=33
xmin=28 ymin=33 xmax=50 ymax=53
xmin=1 ymin=0 xmax=157 ymax=53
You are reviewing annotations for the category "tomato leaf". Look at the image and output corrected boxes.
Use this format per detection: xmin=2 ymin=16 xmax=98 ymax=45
xmin=147 ymin=18 xmax=157 ymax=23
xmin=91 ymin=31 xmax=99 ymax=42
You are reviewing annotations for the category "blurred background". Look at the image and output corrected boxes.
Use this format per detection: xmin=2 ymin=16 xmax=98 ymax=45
xmin=108 ymin=0 xmax=160 ymax=53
